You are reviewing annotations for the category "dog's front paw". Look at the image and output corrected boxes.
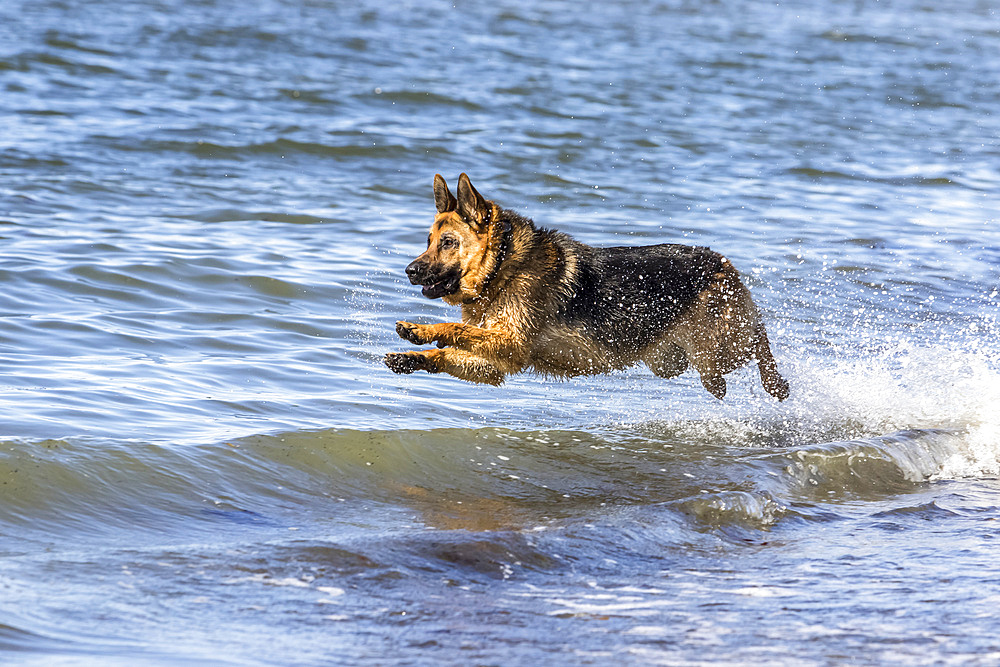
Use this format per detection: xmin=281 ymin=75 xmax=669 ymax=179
xmin=396 ymin=321 xmax=431 ymax=346
xmin=385 ymin=351 xmax=431 ymax=375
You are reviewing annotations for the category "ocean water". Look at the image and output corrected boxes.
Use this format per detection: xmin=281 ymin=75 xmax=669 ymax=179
xmin=2 ymin=0 xmax=1000 ymax=664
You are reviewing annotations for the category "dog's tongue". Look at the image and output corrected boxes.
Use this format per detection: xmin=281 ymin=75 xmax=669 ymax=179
xmin=422 ymin=281 xmax=445 ymax=298
xmin=421 ymin=274 xmax=455 ymax=299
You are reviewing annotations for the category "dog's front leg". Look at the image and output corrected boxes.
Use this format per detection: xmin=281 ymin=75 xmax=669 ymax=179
xmin=384 ymin=348 xmax=505 ymax=386
xmin=396 ymin=321 xmax=524 ymax=362
xmin=395 ymin=321 xmax=448 ymax=347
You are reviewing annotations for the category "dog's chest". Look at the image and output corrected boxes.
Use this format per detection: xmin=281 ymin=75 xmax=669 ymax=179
xmin=460 ymin=291 xmax=528 ymax=330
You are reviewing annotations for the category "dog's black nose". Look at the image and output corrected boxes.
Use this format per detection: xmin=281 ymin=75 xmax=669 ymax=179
xmin=405 ymin=259 xmax=426 ymax=283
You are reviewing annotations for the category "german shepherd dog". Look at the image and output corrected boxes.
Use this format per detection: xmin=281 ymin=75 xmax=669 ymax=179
xmin=385 ymin=174 xmax=789 ymax=401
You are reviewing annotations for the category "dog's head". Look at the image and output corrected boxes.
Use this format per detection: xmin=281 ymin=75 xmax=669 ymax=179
xmin=405 ymin=173 xmax=496 ymax=304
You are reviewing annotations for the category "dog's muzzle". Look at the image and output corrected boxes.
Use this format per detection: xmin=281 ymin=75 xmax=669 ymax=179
xmin=405 ymin=259 xmax=460 ymax=299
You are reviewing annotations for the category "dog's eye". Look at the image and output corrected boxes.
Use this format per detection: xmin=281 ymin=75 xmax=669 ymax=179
xmin=439 ymin=236 xmax=458 ymax=250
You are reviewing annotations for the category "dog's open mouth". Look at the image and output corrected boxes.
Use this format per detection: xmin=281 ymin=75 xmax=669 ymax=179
xmin=420 ymin=272 xmax=460 ymax=299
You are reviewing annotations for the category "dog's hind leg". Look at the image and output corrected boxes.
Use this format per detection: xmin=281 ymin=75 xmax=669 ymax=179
xmin=688 ymin=350 xmax=727 ymax=400
xmin=660 ymin=294 xmax=729 ymax=399
xmin=643 ymin=342 xmax=689 ymax=379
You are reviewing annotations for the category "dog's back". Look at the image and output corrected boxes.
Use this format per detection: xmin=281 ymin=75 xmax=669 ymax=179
xmin=561 ymin=243 xmax=724 ymax=353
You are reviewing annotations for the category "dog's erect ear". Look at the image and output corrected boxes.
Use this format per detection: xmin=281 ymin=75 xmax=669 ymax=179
xmin=456 ymin=173 xmax=489 ymax=230
xmin=433 ymin=174 xmax=456 ymax=213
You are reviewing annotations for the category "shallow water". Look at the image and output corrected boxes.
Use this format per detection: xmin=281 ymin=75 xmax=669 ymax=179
xmin=2 ymin=0 xmax=1000 ymax=664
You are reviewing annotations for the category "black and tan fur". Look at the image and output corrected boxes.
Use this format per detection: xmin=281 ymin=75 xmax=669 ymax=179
xmin=385 ymin=174 xmax=789 ymax=400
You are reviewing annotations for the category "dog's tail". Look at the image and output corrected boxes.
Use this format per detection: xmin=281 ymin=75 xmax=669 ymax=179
xmin=716 ymin=259 xmax=790 ymax=401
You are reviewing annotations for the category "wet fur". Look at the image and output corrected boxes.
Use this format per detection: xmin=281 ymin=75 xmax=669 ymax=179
xmin=385 ymin=174 xmax=789 ymax=401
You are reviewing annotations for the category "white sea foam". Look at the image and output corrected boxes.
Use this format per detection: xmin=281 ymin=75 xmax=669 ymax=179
xmin=626 ymin=332 xmax=1000 ymax=482
xmin=779 ymin=338 xmax=1000 ymax=479
xmin=222 ymin=574 xmax=314 ymax=588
